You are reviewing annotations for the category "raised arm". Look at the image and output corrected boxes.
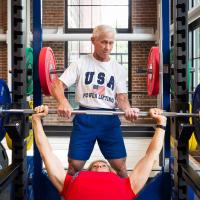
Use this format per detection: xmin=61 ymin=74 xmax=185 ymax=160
xmin=116 ymin=93 xmax=139 ymax=121
xmin=129 ymin=108 xmax=167 ymax=194
xmin=51 ymin=79 xmax=73 ymax=118
xmin=32 ymin=105 xmax=66 ymax=192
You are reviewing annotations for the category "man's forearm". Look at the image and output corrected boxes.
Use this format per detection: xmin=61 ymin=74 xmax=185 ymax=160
xmin=32 ymin=118 xmax=52 ymax=156
xmin=145 ymin=128 xmax=165 ymax=159
xmin=51 ymin=79 xmax=67 ymax=104
xmin=116 ymin=93 xmax=131 ymax=111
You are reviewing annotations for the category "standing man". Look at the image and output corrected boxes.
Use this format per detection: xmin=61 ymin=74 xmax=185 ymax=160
xmin=51 ymin=25 xmax=139 ymax=178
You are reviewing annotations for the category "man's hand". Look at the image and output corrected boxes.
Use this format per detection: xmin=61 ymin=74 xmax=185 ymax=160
xmin=149 ymin=108 xmax=167 ymax=126
xmin=57 ymin=99 xmax=73 ymax=118
xmin=124 ymin=107 xmax=140 ymax=121
xmin=32 ymin=105 xmax=49 ymax=120
xmin=51 ymin=79 xmax=73 ymax=118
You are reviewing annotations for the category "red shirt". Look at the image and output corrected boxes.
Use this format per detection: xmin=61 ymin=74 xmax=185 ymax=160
xmin=60 ymin=171 xmax=136 ymax=200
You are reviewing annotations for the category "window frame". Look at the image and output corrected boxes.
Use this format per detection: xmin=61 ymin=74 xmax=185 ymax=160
xmin=64 ymin=0 xmax=133 ymax=103
xmin=65 ymin=0 xmax=132 ymax=33
xmin=189 ymin=17 xmax=200 ymax=89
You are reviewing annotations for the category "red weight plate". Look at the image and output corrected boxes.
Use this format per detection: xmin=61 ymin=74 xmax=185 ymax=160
xmin=39 ymin=47 xmax=58 ymax=96
xmin=146 ymin=47 xmax=160 ymax=96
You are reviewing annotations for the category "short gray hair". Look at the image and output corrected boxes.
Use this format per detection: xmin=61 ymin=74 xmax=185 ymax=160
xmin=87 ymin=160 xmax=113 ymax=172
xmin=92 ymin=25 xmax=116 ymax=38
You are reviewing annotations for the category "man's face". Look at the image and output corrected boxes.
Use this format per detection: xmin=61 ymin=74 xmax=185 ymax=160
xmin=92 ymin=32 xmax=115 ymax=62
xmin=90 ymin=161 xmax=110 ymax=172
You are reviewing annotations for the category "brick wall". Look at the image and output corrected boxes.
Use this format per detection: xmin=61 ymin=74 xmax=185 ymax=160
xmin=0 ymin=0 xmax=7 ymax=81
xmin=0 ymin=43 xmax=7 ymax=80
xmin=132 ymin=0 xmax=157 ymax=29
xmin=0 ymin=1 xmax=3 ymax=32
xmin=43 ymin=0 xmax=64 ymax=26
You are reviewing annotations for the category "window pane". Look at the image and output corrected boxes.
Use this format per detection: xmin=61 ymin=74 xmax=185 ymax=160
xmin=80 ymin=7 xmax=92 ymax=28
xmin=80 ymin=41 xmax=92 ymax=54
xmin=92 ymin=6 xmax=128 ymax=28
xmin=92 ymin=0 xmax=128 ymax=5
xmin=189 ymin=0 xmax=193 ymax=8
xmin=68 ymin=5 xmax=128 ymax=29
xmin=194 ymin=27 xmax=200 ymax=59
xmin=68 ymin=6 xmax=80 ymax=28
xmin=194 ymin=0 xmax=200 ymax=6
xmin=72 ymin=0 xmax=128 ymax=5
xmin=192 ymin=27 xmax=200 ymax=87
xmin=68 ymin=41 xmax=79 ymax=63
xmin=189 ymin=31 xmax=192 ymax=61
xmin=68 ymin=0 xmax=80 ymax=5
xmin=79 ymin=0 xmax=92 ymax=5
xmin=116 ymin=41 xmax=128 ymax=53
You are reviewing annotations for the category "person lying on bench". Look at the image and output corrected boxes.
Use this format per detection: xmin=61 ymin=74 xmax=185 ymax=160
xmin=32 ymin=105 xmax=167 ymax=200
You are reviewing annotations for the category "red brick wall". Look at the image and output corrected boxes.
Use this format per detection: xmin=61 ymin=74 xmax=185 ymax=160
xmin=0 ymin=1 xmax=3 ymax=31
xmin=132 ymin=0 xmax=157 ymax=29
xmin=0 ymin=43 xmax=7 ymax=80
xmin=43 ymin=0 xmax=64 ymax=26
xmin=0 ymin=0 xmax=7 ymax=81
xmin=0 ymin=0 xmax=7 ymax=32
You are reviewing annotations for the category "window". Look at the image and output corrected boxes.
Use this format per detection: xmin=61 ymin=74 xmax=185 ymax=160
xmin=193 ymin=27 xmax=200 ymax=86
xmin=189 ymin=26 xmax=200 ymax=89
xmin=65 ymin=0 xmax=131 ymax=108
xmin=66 ymin=0 xmax=130 ymax=30
xmin=189 ymin=0 xmax=200 ymax=8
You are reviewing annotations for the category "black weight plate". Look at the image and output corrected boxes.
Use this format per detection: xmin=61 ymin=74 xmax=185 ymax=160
xmin=192 ymin=84 xmax=200 ymax=144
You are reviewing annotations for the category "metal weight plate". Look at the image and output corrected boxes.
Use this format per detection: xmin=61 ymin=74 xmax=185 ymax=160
xmin=6 ymin=129 xmax=33 ymax=151
xmin=0 ymin=80 xmax=11 ymax=141
xmin=192 ymin=84 xmax=200 ymax=144
xmin=189 ymin=103 xmax=197 ymax=151
xmin=39 ymin=47 xmax=58 ymax=96
xmin=26 ymin=47 xmax=33 ymax=96
xmin=0 ymin=142 xmax=9 ymax=200
xmin=146 ymin=47 xmax=160 ymax=96
xmin=5 ymin=100 xmax=34 ymax=151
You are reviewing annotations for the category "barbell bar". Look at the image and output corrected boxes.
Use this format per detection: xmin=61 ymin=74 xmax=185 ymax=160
xmin=0 ymin=108 xmax=199 ymax=117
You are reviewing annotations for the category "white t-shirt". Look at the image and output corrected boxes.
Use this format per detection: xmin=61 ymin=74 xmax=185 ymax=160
xmin=59 ymin=54 xmax=127 ymax=109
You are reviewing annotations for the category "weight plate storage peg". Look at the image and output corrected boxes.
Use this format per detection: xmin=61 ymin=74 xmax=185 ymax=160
xmin=39 ymin=47 xmax=58 ymax=96
xmin=192 ymin=83 xmax=200 ymax=144
xmin=146 ymin=47 xmax=160 ymax=96
xmin=0 ymin=80 xmax=11 ymax=141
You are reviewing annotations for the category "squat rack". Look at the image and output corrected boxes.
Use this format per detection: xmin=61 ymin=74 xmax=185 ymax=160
xmin=0 ymin=0 xmax=200 ymax=200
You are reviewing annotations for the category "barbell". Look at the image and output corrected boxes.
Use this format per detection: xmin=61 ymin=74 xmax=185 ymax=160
xmin=0 ymin=108 xmax=199 ymax=117
xmin=39 ymin=47 xmax=161 ymax=96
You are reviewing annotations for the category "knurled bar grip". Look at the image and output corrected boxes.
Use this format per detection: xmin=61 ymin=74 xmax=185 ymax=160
xmin=0 ymin=109 xmax=199 ymax=117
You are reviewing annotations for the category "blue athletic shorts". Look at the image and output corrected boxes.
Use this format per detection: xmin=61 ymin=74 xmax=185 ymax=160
xmin=68 ymin=107 xmax=127 ymax=161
